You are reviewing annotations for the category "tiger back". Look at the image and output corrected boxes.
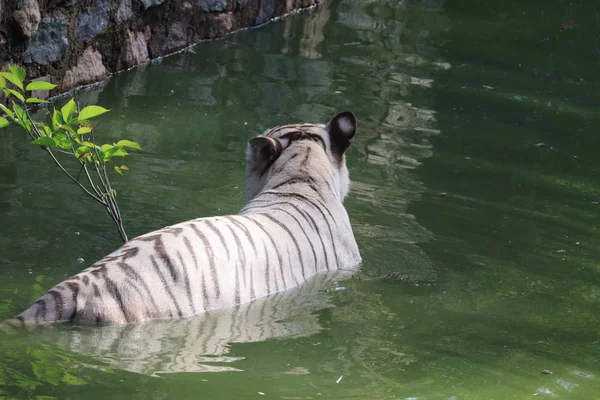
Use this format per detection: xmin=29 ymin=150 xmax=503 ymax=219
xmin=4 ymin=111 xmax=361 ymax=327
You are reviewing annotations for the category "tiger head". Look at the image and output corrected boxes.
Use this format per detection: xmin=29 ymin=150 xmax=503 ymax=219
xmin=246 ymin=112 xmax=357 ymax=202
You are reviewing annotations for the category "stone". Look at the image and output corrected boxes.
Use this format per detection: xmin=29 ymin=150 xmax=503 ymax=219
xmin=202 ymin=12 xmax=233 ymax=39
xmin=62 ymin=47 xmax=109 ymax=91
xmin=48 ymin=0 xmax=83 ymax=7
xmin=120 ymin=28 xmax=149 ymax=69
xmin=198 ymin=0 xmax=228 ymax=12
xmin=12 ymin=0 xmax=41 ymax=38
xmin=256 ymin=0 xmax=276 ymax=25
xmin=30 ymin=76 xmax=53 ymax=100
xmin=116 ymin=0 xmax=133 ymax=24
xmin=140 ymin=0 xmax=165 ymax=9
xmin=165 ymin=22 xmax=188 ymax=51
xmin=24 ymin=17 xmax=68 ymax=65
xmin=76 ymin=0 xmax=110 ymax=42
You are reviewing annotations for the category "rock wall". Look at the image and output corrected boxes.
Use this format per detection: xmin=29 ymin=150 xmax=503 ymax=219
xmin=0 ymin=0 xmax=319 ymax=95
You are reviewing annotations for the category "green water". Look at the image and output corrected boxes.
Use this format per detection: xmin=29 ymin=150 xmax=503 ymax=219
xmin=2 ymin=0 xmax=600 ymax=398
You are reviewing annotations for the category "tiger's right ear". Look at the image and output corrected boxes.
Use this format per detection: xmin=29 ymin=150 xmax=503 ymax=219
xmin=247 ymin=136 xmax=282 ymax=170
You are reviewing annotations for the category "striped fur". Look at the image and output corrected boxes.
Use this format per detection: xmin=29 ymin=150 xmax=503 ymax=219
xmin=4 ymin=112 xmax=361 ymax=327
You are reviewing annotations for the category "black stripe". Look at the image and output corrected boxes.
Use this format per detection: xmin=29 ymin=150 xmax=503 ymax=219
xmin=249 ymin=254 xmax=256 ymax=300
xmin=270 ymin=176 xmax=318 ymax=191
xmin=265 ymin=206 xmax=318 ymax=275
xmin=279 ymin=131 xmax=326 ymax=151
xmin=190 ymin=224 xmax=221 ymax=299
xmin=266 ymin=123 xmax=313 ymax=136
xmin=243 ymin=215 xmax=286 ymax=290
xmin=259 ymin=191 xmax=339 ymax=269
xmin=92 ymin=283 xmax=101 ymax=297
xmin=116 ymin=261 xmax=161 ymax=316
xmin=157 ymin=237 xmax=180 ymax=283
xmin=263 ymin=242 xmax=275 ymax=293
xmin=176 ymin=251 xmax=196 ymax=315
xmin=223 ymin=217 xmax=257 ymax=300
xmin=225 ymin=216 xmax=257 ymax=255
xmin=150 ymin=255 xmax=183 ymax=317
xmin=182 ymin=236 xmax=203 ymax=311
xmin=47 ymin=290 xmax=64 ymax=321
xmin=201 ymin=270 xmax=210 ymax=310
xmin=183 ymin=236 xmax=200 ymax=270
xmin=204 ymin=220 xmax=231 ymax=261
xmin=65 ymin=282 xmax=80 ymax=322
xmin=221 ymin=221 xmax=246 ymax=296
xmin=121 ymin=276 xmax=151 ymax=319
xmin=260 ymin=213 xmax=307 ymax=282
xmin=103 ymin=276 xmax=130 ymax=323
xmin=137 ymin=234 xmax=181 ymax=282
xmin=241 ymin=200 xmax=327 ymax=272
xmin=34 ymin=299 xmax=46 ymax=324
xmin=300 ymin=147 xmax=312 ymax=168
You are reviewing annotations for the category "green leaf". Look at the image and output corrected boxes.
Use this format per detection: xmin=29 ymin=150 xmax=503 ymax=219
xmin=37 ymin=123 xmax=53 ymax=137
xmin=13 ymin=103 xmax=25 ymax=120
xmin=100 ymin=144 xmax=113 ymax=152
xmin=0 ymin=103 xmax=14 ymax=119
xmin=25 ymin=81 xmax=57 ymax=91
xmin=32 ymin=137 xmax=56 ymax=147
xmin=120 ymin=165 xmax=129 ymax=171
xmin=53 ymin=132 xmax=74 ymax=149
xmin=0 ymin=71 xmax=24 ymax=90
xmin=0 ymin=75 xmax=6 ymax=88
xmin=7 ymin=89 xmax=25 ymax=103
xmin=9 ymin=66 xmax=26 ymax=85
xmin=60 ymin=124 xmax=76 ymax=137
xmin=0 ymin=117 xmax=9 ymax=128
xmin=115 ymin=139 xmax=141 ymax=150
xmin=12 ymin=103 xmax=29 ymax=131
xmin=52 ymin=108 xmax=64 ymax=130
xmin=77 ymin=105 xmax=109 ymax=121
xmin=114 ymin=166 xmax=123 ymax=175
xmin=76 ymin=126 xmax=91 ymax=135
xmin=75 ymin=145 xmax=91 ymax=159
xmin=26 ymin=97 xmax=51 ymax=104
xmin=109 ymin=148 xmax=128 ymax=157
xmin=61 ymin=99 xmax=77 ymax=123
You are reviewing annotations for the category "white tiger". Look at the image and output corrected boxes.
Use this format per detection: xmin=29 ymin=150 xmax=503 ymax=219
xmin=3 ymin=111 xmax=361 ymax=327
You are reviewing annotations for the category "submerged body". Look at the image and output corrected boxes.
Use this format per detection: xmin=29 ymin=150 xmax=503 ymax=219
xmin=7 ymin=112 xmax=361 ymax=326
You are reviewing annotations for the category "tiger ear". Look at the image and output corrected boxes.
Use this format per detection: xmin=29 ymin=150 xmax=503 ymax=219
xmin=326 ymin=111 xmax=357 ymax=158
xmin=247 ymin=136 xmax=282 ymax=168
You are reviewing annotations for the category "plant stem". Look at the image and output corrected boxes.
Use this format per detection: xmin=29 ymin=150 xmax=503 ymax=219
xmin=23 ymin=105 xmax=129 ymax=243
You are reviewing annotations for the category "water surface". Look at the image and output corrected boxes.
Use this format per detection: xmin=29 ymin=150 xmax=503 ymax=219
xmin=1 ymin=0 xmax=600 ymax=398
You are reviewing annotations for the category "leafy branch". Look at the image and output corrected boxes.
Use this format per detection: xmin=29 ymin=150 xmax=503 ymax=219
xmin=0 ymin=66 xmax=141 ymax=242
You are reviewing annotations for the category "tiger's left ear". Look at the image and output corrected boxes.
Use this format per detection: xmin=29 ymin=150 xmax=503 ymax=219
xmin=326 ymin=111 xmax=357 ymax=159
xmin=247 ymin=136 xmax=282 ymax=173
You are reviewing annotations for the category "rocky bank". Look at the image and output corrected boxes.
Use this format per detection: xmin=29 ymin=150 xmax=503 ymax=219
xmin=0 ymin=0 xmax=320 ymax=95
